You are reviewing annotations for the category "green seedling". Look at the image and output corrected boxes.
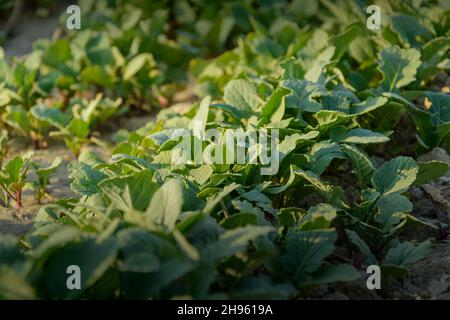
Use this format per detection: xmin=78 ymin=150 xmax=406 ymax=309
xmin=31 ymin=156 xmax=62 ymax=203
xmin=50 ymin=118 xmax=90 ymax=156
xmin=0 ymin=152 xmax=32 ymax=208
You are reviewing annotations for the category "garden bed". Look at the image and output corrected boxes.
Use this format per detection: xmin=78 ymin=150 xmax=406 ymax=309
xmin=0 ymin=0 xmax=449 ymax=300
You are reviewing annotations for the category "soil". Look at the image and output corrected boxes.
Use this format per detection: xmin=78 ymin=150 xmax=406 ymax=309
xmin=1 ymin=1 xmax=73 ymax=57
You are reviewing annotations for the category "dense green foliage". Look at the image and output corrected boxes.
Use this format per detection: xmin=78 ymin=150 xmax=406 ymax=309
xmin=0 ymin=0 xmax=449 ymax=299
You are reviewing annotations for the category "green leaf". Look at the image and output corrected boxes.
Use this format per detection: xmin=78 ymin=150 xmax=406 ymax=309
xmin=110 ymin=153 xmax=155 ymax=171
xmin=378 ymin=46 xmax=421 ymax=91
xmin=281 ymin=79 xmax=326 ymax=113
xmin=335 ymin=128 xmax=389 ymax=144
xmin=346 ymin=230 xmax=378 ymax=265
xmin=3 ymin=106 xmax=31 ymax=135
xmin=261 ymin=87 xmax=289 ymax=122
xmin=85 ymin=33 xmax=114 ymax=66
xmin=331 ymin=25 xmax=362 ymax=61
xmin=42 ymin=39 xmax=72 ymax=69
xmin=0 ymin=234 xmax=24 ymax=267
xmin=189 ymin=165 xmax=213 ymax=185
xmin=380 ymin=264 xmax=408 ymax=278
xmin=30 ymin=105 xmax=70 ymax=129
xmin=189 ymin=96 xmax=211 ymax=133
xmin=145 ymin=179 xmax=184 ymax=230
xmin=119 ymin=252 xmax=160 ymax=273
xmin=1 ymin=155 xmax=30 ymax=184
xmin=414 ymin=161 xmax=449 ymax=186
xmin=210 ymin=103 xmax=251 ymax=120
xmin=207 ymin=16 xmax=235 ymax=52
xmin=391 ymin=14 xmax=431 ymax=48
xmin=422 ymin=36 xmax=450 ymax=63
xmin=241 ymin=190 xmax=271 ymax=204
xmin=297 ymin=203 xmax=336 ymax=230
xmin=313 ymin=110 xmax=347 ymax=132
xmin=293 ymin=169 xmax=345 ymax=207
xmin=377 ymin=194 xmax=413 ymax=215
xmin=201 ymin=225 xmax=274 ymax=264
xmin=277 ymin=207 xmax=304 ymax=228
xmin=281 ymin=229 xmax=337 ymax=282
xmin=100 ymin=170 xmax=158 ymax=211
xmin=33 ymin=157 xmax=62 ymax=186
xmin=69 ymin=162 xmax=107 ymax=196
xmin=0 ymin=266 xmax=35 ymax=299
xmin=78 ymin=150 xmax=105 ymax=166
xmin=121 ymin=260 xmax=194 ymax=299
xmin=372 ymin=157 xmax=418 ymax=196
xmin=384 ymin=240 xmax=432 ymax=267
xmin=38 ymin=236 xmax=117 ymax=299
xmin=224 ymin=79 xmax=260 ymax=115
xmin=123 ymin=53 xmax=154 ymax=81
xmin=173 ymin=229 xmax=200 ymax=261
xmin=302 ymin=263 xmax=360 ymax=286
xmin=117 ymin=227 xmax=178 ymax=263
xmin=308 ymin=142 xmax=345 ymax=175
xmin=341 ymin=144 xmax=374 ymax=187
xmin=67 ymin=118 xmax=90 ymax=138
xmin=81 ymin=65 xmax=113 ymax=87
xmin=384 ymin=92 xmax=437 ymax=148
xmin=350 ymin=96 xmax=388 ymax=115
xmin=437 ymin=123 xmax=450 ymax=147
xmin=80 ymin=93 xmax=102 ymax=124
xmin=203 ymin=183 xmax=239 ymax=215
xmin=280 ymin=57 xmax=304 ymax=79
xmin=221 ymin=213 xmax=258 ymax=229
xmin=30 ymin=226 xmax=80 ymax=259
xmin=116 ymin=228 xmax=171 ymax=273
xmin=277 ymin=131 xmax=319 ymax=161
xmin=424 ymin=91 xmax=450 ymax=125
xmin=304 ymin=46 xmax=335 ymax=83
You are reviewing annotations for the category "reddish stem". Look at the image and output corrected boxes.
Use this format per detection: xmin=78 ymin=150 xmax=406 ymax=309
xmin=14 ymin=190 xmax=22 ymax=208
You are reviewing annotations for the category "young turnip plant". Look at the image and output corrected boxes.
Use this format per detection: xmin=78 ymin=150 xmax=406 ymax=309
xmin=0 ymin=152 xmax=32 ymax=208
xmin=49 ymin=119 xmax=90 ymax=157
xmin=31 ymin=156 xmax=62 ymax=203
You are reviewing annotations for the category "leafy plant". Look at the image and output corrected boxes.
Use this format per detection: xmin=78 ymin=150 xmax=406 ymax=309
xmin=31 ymin=157 xmax=62 ymax=203
xmin=0 ymin=152 xmax=32 ymax=207
xmin=49 ymin=119 xmax=90 ymax=156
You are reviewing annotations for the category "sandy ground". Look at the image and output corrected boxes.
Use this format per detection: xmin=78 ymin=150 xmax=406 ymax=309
xmin=3 ymin=4 xmax=66 ymax=58
xmin=4 ymin=16 xmax=59 ymax=57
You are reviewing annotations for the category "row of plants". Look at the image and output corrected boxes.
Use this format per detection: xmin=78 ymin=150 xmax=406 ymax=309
xmin=0 ymin=0 xmax=449 ymax=299
xmin=1 ymin=0 xmax=311 ymax=150
xmin=1 ymin=0 xmax=449 ymax=155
